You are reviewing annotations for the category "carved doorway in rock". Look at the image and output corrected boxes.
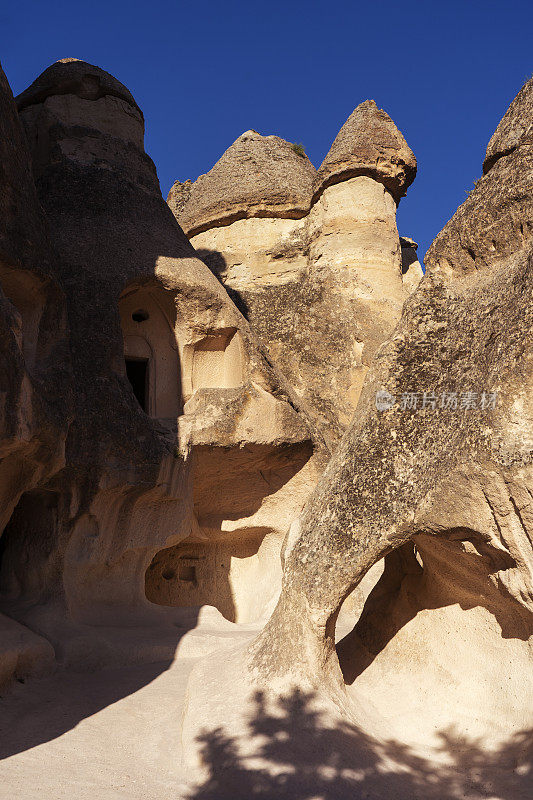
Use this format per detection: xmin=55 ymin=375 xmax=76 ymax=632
xmin=119 ymin=283 xmax=182 ymax=420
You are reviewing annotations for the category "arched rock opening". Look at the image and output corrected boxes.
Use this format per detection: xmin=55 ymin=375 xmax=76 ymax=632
xmin=145 ymin=441 xmax=315 ymax=624
xmin=335 ymin=532 xmax=533 ymax=747
xmin=119 ymin=283 xmax=182 ymax=419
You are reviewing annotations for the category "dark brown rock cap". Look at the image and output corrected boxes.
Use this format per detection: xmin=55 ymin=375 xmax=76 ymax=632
xmin=483 ymin=76 xmax=533 ymax=174
xmin=314 ymin=100 xmax=416 ymax=203
xmin=168 ymin=130 xmax=316 ymax=237
xmin=16 ymin=58 xmax=142 ymax=116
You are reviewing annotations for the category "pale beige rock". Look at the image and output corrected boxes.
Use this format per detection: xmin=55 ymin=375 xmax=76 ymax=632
xmin=0 ymin=59 xmax=315 ymax=673
xmin=304 ymin=175 xmax=407 ymax=424
xmin=400 ymin=236 xmax=424 ymax=291
xmin=174 ymin=116 xmax=417 ymax=449
xmin=192 ymin=216 xmax=308 ymax=290
xmin=179 ymin=76 xmax=533 ymax=800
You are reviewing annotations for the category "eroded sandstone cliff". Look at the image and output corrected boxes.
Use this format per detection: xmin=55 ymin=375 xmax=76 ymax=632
xmin=169 ymin=103 xmax=421 ymax=450
xmin=181 ymin=77 xmax=533 ymax=793
xmin=0 ymin=59 xmax=316 ymax=678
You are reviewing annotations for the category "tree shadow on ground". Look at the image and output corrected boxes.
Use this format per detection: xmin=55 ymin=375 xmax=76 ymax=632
xmin=187 ymin=687 xmax=532 ymax=800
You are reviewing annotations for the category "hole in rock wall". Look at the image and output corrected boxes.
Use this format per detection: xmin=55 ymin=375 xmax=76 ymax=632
xmin=0 ymin=490 xmax=59 ymax=602
xmin=119 ymin=285 xmax=181 ymax=418
xmin=131 ymin=309 xmax=149 ymax=323
xmin=125 ymin=358 xmax=148 ymax=412
xmin=335 ymin=533 xmax=533 ymax=746
xmin=191 ymin=328 xmax=243 ymax=391
xmin=145 ymin=532 xmax=268 ymax=623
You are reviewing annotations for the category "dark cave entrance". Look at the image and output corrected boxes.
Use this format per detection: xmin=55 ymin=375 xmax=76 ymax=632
xmin=0 ymin=490 xmax=60 ymax=601
xmin=125 ymin=357 xmax=149 ymax=412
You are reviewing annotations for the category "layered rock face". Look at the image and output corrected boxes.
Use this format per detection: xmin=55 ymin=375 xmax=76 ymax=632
xmin=0 ymin=60 xmax=315 ymax=671
xmin=0 ymin=63 xmax=71 ymax=534
xmin=1 ymin=54 xmax=531 ymax=799
xmin=181 ymin=78 xmax=533 ymax=790
xmin=169 ymin=103 xmax=419 ymax=450
xmin=246 ymin=76 xmax=533 ymax=745
xmin=0 ymin=63 xmax=71 ymax=684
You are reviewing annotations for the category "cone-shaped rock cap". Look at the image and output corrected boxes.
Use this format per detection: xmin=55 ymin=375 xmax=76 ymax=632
xmin=168 ymin=130 xmax=316 ymax=237
xmin=483 ymin=77 xmax=533 ymax=174
xmin=16 ymin=58 xmax=142 ymax=116
xmin=314 ymin=100 xmax=416 ymax=202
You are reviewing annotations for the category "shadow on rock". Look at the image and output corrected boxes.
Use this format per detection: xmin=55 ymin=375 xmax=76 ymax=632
xmin=188 ymin=687 xmax=532 ymax=800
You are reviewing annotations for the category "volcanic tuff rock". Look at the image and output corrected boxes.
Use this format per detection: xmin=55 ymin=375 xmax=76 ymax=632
xmin=483 ymin=76 xmax=533 ymax=173
xmin=181 ymin=76 xmax=533 ymax=789
xmin=169 ymin=106 xmax=418 ymax=450
xmin=314 ymin=99 xmax=417 ymax=202
xmin=0 ymin=62 xmax=72 ymax=685
xmin=169 ymin=130 xmax=316 ymax=237
xmin=246 ymin=75 xmax=533 ymax=696
xmin=0 ymin=59 xmax=315 ymax=673
xmin=1 ymin=53 xmax=531 ymax=800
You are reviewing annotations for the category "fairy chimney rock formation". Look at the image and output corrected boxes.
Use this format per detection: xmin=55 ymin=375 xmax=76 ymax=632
xmin=168 ymin=130 xmax=315 ymax=237
xmin=170 ymin=105 xmax=417 ymax=448
xmin=313 ymin=99 xmax=416 ymax=202
xmin=0 ymin=59 xmax=315 ymax=664
xmin=181 ymin=77 xmax=533 ymax=785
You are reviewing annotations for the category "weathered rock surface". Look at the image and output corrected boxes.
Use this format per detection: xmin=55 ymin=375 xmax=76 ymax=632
xmin=180 ymin=77 xmax=533 ymax=796
xmin=168 ymin=130 xmax=315 ymax=237
xmin=483 ymin=76 xmax=533 ymax=173
xmin=170 ymin=110 xmax=417 ymax=450
xmin=247 ymin=73 xmax=533 ymax=701
xmin=0 ymin=62 xmax=71 ymax=527
xmin=313 ymin=100 xmax=417 ymax=203
xmin=427 ymin=78 xmax=533 ymax=275
xmin=0 ymin=62 xmax=72 ymax=685
xmin=0 ymin=55 xmax=531 ymax=800
xmin=0 ymin=59 xmax=315 ymax=669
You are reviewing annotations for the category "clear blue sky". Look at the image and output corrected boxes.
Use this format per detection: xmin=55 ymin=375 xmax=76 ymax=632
xmin=2 ymin=0 xmax=532 ymax=262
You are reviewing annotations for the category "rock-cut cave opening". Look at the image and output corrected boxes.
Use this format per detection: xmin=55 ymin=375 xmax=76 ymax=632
xmin=145 ymin=529 xmax=275 ymax=624
xmin=334 ymin=535 xmax=533 ymax=749
xmin=125 ymin=357 xmax=149 ymax=412
xmin=119 ymin=284 xmax=182 ymax=420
